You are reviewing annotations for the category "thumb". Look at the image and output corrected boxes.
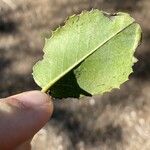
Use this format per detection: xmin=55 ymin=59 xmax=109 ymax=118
xmin=0 ymin=91 xmax=53 ymax=150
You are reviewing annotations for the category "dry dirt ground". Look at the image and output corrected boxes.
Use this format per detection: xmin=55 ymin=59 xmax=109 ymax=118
xmin=0 ymin=0 xmax=150 ymax=150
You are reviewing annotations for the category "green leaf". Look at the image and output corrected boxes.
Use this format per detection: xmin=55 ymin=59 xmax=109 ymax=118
xmin=32 ymin=9 xmax=141 ymax=98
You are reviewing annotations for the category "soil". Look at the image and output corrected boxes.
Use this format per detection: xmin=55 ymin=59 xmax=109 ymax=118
xmin=0 ymin=0 xmax=150 ymax=149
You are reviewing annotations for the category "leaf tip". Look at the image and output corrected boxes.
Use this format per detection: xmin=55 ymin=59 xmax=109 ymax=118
xmin=133 ymin=56 xmax=138 ymax=64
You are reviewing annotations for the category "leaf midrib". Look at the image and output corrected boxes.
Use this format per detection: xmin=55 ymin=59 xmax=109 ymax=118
xmin=41 ymin=21 xmax=135 ymax=92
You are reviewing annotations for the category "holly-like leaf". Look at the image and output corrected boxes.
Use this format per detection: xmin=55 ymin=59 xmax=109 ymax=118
xmin=32 ymin=9 xmax=141 ymax=98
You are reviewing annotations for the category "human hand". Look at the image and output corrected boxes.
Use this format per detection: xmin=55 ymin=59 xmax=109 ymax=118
xmin=0 ymin=91 xmax=53 ymax=150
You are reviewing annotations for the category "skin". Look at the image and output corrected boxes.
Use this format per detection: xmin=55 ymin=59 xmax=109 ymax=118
xmin=0 ymin=91 xmax=53 ymax=150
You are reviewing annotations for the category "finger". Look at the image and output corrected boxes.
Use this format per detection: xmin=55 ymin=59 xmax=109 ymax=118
xmin=0 ymin=91 xmax=53 ymax=150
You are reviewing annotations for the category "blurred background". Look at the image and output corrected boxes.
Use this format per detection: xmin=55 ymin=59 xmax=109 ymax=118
xmin=0 ymin=0 xmax=150 ymax=149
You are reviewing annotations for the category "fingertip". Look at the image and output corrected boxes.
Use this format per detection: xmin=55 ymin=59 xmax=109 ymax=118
xmin=10 ymin=90 xmax=54 ymax=128
xmin=11 ymin=90 xmax=52 ymax=109
xmin=0 ymin=91 xmax=53 ymax=149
